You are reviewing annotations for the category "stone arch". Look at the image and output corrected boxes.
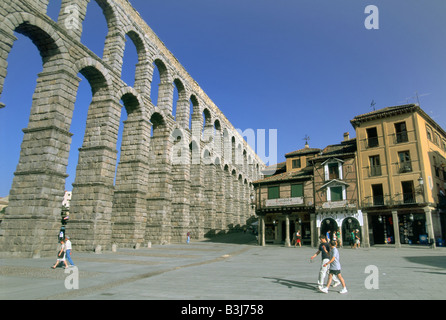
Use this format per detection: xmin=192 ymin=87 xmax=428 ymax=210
xmin=171 ymin=126 xmax=189 ymax=165
xmin=150 ymin=111 xmax=166 ymax=131
xmin=151 ymin=57 xmax=172 ymax=112
xmin=173 ymin=78 xmax=188 ymax=123
xmin=320 ymin=218 xmax=338 ymax=241
xmin=75 ymin=57 xmax=112 ymax=96
xmin=94 ymin=0 xmax=123 ymax=69
xmin=0 ymin=11 xmax=66 ymax=101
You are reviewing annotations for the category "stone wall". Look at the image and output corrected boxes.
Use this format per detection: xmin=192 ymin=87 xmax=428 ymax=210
xmin=0 ymin=0 xmax=265 ymax=257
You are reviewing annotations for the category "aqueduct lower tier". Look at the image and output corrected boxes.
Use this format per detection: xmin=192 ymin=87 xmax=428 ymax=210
xmin=0 ymin=0 xmax=265 ymax=257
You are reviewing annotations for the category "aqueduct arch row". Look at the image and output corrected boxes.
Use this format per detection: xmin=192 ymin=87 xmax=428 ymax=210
xmin=0 ymin=0 xmax=265 ymax=257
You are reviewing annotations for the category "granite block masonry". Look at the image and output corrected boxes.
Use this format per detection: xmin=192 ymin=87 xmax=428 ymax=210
xmin=0 ymin=0 xmax=265 ymax=258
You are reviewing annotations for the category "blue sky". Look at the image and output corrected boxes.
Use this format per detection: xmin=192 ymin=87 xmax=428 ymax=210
xmin=0 ymin=0 xmax=445 ymax=197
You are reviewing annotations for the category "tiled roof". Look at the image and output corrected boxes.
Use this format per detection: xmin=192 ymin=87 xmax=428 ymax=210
xmin=351 ymin=104 xmax=418 ymax=127
xmin=253 ymin=166 xmax=313 ymax=185
xmin=314 ymin=138 xmax=357 ymax=161
xmin=285 ymin=145 xmax=321 ymax=158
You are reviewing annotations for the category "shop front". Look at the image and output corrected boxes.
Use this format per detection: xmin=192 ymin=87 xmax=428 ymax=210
xmin=366 ymin=206 xmax=437 ymax=247
xmin=259 ymin=211 xmax=312 ymax=246
xmin=316 ymin=210 xmax=364 ymax=247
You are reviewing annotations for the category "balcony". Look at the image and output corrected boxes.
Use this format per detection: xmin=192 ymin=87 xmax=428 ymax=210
xmin=363 ymin=193 xmax=422 ymax=207
xmin=369 ymin=165 xmax=382 ymax=177
xmin=363 ymin=195 xmax=391 ymax=207
xmin=395 ymin=131 xmax=409 ymax=144
xmin=366 ymin=137 xmax=379 ymax=148
xmin=398 ymin=161 xmax=413 ymax=173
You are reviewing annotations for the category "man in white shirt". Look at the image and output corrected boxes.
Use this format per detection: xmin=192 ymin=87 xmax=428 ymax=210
xmin=64 ymin=236 xmax=75 ymax=267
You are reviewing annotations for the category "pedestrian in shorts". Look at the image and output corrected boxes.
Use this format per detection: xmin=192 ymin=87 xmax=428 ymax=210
xmin=319 ymin=240 xmax=348 ymax=294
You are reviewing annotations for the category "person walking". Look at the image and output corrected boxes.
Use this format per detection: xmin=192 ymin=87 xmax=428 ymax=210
xmin=336 ymin=228 xmax=342 ymax=247
xmin=186 ymin=232 xmax=191 ymax=244
xmin=319 ymin=240 xmax=348 ymax=294
xmin=354 ymin=229 xmax=361 ymax=249
xmin=64 ymin=236 xmax=75 ymax=267
xmin=51 ymin=240 xmax=68 ymax=269
xmin=294 ymin=231 xmax=302 ymax=247
xmin=310 ymin=235 xmax=340 ymax=290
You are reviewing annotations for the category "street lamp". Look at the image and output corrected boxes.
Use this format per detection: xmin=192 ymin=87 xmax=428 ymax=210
xmin=418 ymin=176 xmax=424 ymax=191
xmin=418 ymin=175 xmax=425 ymax=203
xmin=250 ymin=194 xmax=255 ymax=209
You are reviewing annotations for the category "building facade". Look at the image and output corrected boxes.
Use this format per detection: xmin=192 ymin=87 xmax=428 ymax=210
xmin=254 ymin=104 xmax=446 ymax=248
xmin=253 ymin=143 xmax=320 ymax=246
xmin=311 ymin=134 xmax=361 ymax=248
xmin=351 ymin=104 xmax=446 ymax=247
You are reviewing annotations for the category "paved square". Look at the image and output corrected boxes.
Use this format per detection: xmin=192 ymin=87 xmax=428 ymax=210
xmin=1 ymin=233 xmax=445 ymax=301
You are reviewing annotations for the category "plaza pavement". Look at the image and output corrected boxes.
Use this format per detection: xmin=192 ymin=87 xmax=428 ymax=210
xmin=1 ymin=232 xmax=445 ymax=302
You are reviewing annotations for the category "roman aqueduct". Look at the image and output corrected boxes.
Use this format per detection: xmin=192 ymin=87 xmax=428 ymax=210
xmin=0 ymin=0 xmax=265 ymax=257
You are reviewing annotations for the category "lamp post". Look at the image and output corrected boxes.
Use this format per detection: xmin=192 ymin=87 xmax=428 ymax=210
xmin=418 ymin=175 xmax=425 ymax=203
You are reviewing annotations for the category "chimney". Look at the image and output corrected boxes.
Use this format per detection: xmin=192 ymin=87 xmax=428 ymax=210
xmin=343 ymin=132 xmax=350 ymax=141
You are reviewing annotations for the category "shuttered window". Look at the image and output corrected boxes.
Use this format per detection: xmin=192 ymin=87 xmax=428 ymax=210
xmin=268 ymin=186 xmax=280 ymax=199
xmin=291 ymin=184 xmax=303 ymax=197
xmin=330 ymin=186 xmax=343 ymax=201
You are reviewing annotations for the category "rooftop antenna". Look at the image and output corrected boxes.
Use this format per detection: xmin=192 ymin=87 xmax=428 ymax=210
xmin=370 ymin=100 xmax=376 ymax=111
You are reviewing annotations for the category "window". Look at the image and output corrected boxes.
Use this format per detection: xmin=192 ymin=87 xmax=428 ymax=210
xmin=369 ymin=155 xmax=381 ymax=176
xmin=291 ymin=184 xmax=303 ymax=198
xmin=394 ymin=122 xmax=408 ymax=143
xmin=398 ymin=151 xmax=412 ymax=173
xmin=268 ymin=186 xmax=280 ymax=199
xmin=426 ymin=125 xmax=432 ymax=141
xmin=328 ymin=163 xmax=340 ymax=180
xmin=434 ymin=133 xmax=440 ymax=146
xmin=324 ymin=160 xmax=343 ymax=180
xmin=401 ymin=181 xmax=415 ymax=204
xmin=372 ymin=184 xmax=384 ymax=206
xmin=366 ymin=127 xmax=379 ymax=148
xmin=330 ymin=186 xmax=343 ymax=201
xmin=292 ymin=158 xmax=301 ymax=169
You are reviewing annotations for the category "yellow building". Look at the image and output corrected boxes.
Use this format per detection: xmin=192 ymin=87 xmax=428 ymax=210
xmin=351 ymin=104 xmax=446 ymax=247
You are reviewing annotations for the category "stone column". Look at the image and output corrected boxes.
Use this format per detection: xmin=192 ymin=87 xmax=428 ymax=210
xmin=225 ymin=168 xmax=233 ymax=231
xmin=58 ymin=0 xmax=89 ymax=41
xmin=260 ymin=216 xmax=266 ymax=246
xmin=69 ymin=97 xmax=121 ymax=252
xmin=157 ymin=81 xmax=174 ymax=115
xmin=170 ymin=129 xmax=191 ymax=243
xmin=424 ymin=207 xmax=436 ymax=249
xmin=175 ymin=98 xmax=191 ymax=129
xmin=285 ymin=215 xmax=291 ymax=247
xmin=111 ymin=106 xmax=151 ymax=248
xmin=203 ymin=161 xmax=216 ymax=236
xmin=362 ymin=211 xmax=370 ymax=248
xmin=0 ymin=67 xmax=78 ymax=258
xmin=214 ymin=164 xmax=225 ymax=234
xmin=391 ymin=210 xmax=401 ymax=248
xmin=145 ymin=118 xmax=173 ymax=245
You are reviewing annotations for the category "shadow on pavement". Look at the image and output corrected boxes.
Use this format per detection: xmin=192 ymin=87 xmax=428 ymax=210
xmin=263 ymin=277 xmax=319 ymax=292
xmin=404 ymin=256 xmax=446 ymax=270
xmin=203 ymin=232 xmax=257 ymax=244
